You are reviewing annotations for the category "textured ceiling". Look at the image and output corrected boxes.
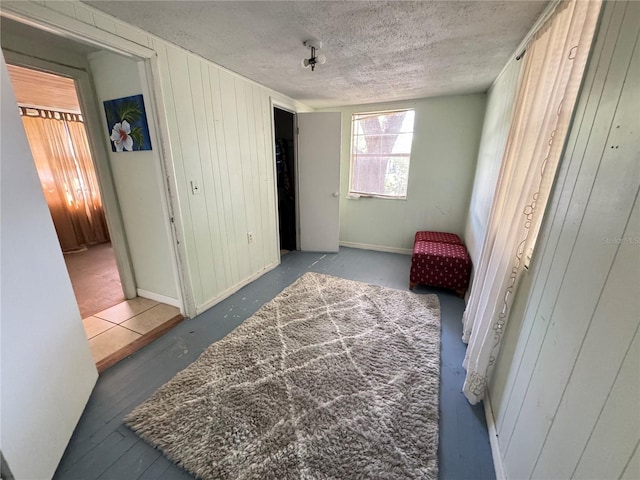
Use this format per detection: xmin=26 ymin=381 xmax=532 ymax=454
xmin=86 ymin=1 xmax=548 ymax=108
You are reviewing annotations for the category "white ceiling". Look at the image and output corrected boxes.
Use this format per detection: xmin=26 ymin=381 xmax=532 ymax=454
xmin=86 ymin=1 xmax=548 ymax=108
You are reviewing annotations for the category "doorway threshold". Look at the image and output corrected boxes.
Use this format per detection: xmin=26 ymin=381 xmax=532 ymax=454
xmin=82 ymin=297 xmax=183 ymax=373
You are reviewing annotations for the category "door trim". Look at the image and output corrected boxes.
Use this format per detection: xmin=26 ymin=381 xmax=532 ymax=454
xmin=0 ymin=6 xmax=193 ymax=316
xmin=271 ymin=100 xmax=301 ymax=252
xmin=2 ymin=50 xmax=137 ymax=298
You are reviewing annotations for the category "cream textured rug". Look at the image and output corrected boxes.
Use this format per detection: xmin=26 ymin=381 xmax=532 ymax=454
xmin=125 ymin=272 xmax=441 ymax=479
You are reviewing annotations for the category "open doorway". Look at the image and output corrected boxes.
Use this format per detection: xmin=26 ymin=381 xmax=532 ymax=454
xmin=6 ymin=64 xmax=125 ymax=318
xmin=2 ymin=17 xmax=184 ymax=375
xmin=273 ymin=107 xmax=297 ymax=253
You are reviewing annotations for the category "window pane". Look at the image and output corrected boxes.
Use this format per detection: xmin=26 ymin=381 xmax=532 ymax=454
xmin=350 ymin=109 xmax=414 ymax=198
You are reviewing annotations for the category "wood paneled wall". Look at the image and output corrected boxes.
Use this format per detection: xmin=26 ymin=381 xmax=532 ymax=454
xmin=489 ymin=2 xmax=640 ymax=478
xmin=153 ymin=41 xmax=283 ymax=311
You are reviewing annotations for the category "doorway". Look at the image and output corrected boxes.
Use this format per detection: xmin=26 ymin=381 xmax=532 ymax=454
xmin=5 ymin=64 xmax=125 ymax=318
xmin=273 ymin=107 xmax=297 ymax=253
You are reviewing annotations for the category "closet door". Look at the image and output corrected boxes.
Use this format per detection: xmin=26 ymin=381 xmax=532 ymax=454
xmin=297 ymin=112 xmax=341 ymax=252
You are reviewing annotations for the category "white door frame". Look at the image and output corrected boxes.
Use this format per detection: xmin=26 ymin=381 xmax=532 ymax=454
xmin=2 ymin=50 xmax=138 ymax=298
xmin=0 ymin=5 xmax=192 ymax=315
xmin=270 ymin=99 xmax=301 ymax=252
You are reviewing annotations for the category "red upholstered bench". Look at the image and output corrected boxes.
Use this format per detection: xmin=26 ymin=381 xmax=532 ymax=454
xmin=414 ymin=231 xmax=464 ymax=245
xmin=410 ymin=232 xmax=471 ymax=297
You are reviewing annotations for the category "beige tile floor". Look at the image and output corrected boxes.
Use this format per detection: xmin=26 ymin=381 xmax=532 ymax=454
xmin=82 ymin=297 xmax=181 ymax=365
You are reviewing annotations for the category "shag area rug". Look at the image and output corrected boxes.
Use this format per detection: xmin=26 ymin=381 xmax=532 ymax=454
xmin=125 ymin=272 xmax=441 ymax=479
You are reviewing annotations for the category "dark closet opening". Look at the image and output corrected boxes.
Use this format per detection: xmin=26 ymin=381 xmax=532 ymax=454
xmin=274 ymin=107 xmax=297 ymax=251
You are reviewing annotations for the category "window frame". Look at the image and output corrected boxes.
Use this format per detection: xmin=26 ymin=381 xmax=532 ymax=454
xmin=348 ymin=108 xmax=415 ymax=200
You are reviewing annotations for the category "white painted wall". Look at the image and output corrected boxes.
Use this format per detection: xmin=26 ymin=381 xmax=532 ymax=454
xmin=88 ymin=50 xmax=179 ymax=303
xmin=0 ymin=1 xmax=313 ymax=317
xmin=0 ymin=52 xmax=98 ymax=479
xmin=488 ymin=2 xmax=640 ymax=478
xmin=464 ymin=59 xmax=522 ymax=265
xmin=324 ymin=95 xmax=486 ymax=254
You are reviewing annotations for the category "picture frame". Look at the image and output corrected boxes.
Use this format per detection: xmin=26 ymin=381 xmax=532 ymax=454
xmin=103 ymin=94 xmax=152 ymax=152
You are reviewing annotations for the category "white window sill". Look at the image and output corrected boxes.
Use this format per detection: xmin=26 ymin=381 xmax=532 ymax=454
xmin=347 ymin=193 xmax=407 ymax=201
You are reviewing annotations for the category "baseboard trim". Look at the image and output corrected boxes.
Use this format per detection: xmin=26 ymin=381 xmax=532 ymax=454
xmin=195 ymin=260 xmax=280 ymax=315
xmin=137 ymin=289 xmax=181 ymax=309
xmin=484 ymin=393 xmax=507 ymax=480
xmin=339 ymin=241 xmax=412 ymax=255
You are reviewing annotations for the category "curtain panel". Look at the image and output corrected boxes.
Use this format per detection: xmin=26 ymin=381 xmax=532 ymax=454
xmin=461 ymin=0 xmax=603 ymax=405
xmin=21 ymin=108 xmax=109 ymax=252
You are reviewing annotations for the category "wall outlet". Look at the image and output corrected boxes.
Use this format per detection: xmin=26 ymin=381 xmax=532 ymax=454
xmin=247 ymin=232 xmax=255 ymax=244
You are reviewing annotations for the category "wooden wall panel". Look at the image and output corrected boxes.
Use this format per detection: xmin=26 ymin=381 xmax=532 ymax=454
xmin=533 ymin=196 xmax=640 ymax=479
xmin=187 ymin=53 xmax=222 ymax=296
xmin=145 ymin=34 xmax=295 ymax=311
xmin=233 ymin=77 xmax=258 ymax=275
xmin=573 ymin=331 xmax=640 ymax=479
xmin=199 ymin=63 xmax=232 ymax=291
xmin=489 ymin=2 xmax=640 ymax=478
xmin=620 ymin=436 xmax=640 ymax=480
xmin=154 ymin=43 xmax=286 ymax=310
xmin=219 ymin=71 xmax=251 ymax=283
xmin=207 ymin=65 xmax=239 ymax=286
xmin=149 ymin=39 xmax=199 ymax=307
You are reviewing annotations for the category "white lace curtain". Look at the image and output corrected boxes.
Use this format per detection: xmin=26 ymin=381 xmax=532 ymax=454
xmin=461 ymin=0 xmax=602 ymax=405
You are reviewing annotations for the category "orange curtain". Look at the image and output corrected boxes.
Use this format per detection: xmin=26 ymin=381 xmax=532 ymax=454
xmin=21 ymin=109 xmax=109 ymax=252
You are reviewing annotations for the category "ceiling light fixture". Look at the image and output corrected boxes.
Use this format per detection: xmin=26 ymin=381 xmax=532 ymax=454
xmin=301 ymin=40 xmax=326 ymax=71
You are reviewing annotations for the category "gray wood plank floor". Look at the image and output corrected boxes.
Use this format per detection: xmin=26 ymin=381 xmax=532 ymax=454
xmin=54 ymin=247 xmax=495 ymax=480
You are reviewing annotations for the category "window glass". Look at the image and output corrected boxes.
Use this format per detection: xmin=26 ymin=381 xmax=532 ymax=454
xmin=350 ymin=109 xmax=415 ymax=199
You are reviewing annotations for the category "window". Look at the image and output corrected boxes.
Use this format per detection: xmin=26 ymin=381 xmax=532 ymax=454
xmin=349 ymin=109 xmax=415 ymax=199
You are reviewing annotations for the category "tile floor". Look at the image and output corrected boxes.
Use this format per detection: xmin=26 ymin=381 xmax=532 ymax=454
xmin=82 ymin=297 xmax=181 ymax=365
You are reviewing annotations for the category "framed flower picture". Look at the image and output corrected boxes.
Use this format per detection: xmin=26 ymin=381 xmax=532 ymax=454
xmin=103 ymin=94 xmax=152 ymax=152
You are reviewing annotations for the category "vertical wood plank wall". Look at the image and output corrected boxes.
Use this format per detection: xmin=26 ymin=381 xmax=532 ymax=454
xmin=151 ymin=40 xmax=308 ymax=313
xmin=488 ymin=2 xmax=640 ymax=478
xmin=5 ymin=0 xmax=313 ymax=314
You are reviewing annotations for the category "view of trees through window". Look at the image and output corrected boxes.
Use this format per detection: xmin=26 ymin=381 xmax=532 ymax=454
xmin=350 ymin=109 xmax=415 ymax=198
